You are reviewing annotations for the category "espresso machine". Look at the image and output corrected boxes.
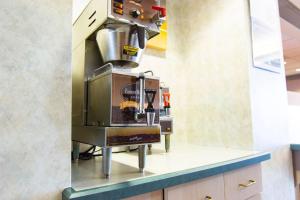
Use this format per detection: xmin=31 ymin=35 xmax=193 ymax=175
xmin=72 ymin=0 xmax=166 ymax=178
xmin=159 ymin=86 xmax=173 ymax=152
xmin=149 ymin=85 xmax=173 ymax=152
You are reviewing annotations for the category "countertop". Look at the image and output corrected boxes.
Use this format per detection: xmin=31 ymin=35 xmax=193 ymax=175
xmin=63 ymin=143 xmax=270 ymax=200
xmin=291 ymin=144 xmax=300 ymax=151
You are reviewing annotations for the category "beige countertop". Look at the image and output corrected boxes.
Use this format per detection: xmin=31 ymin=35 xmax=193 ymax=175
xmin=71 ymin=143 xmax=267 ymax=191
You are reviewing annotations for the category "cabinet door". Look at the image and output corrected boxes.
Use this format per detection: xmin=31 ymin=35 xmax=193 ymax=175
xmin=224 ymin=164 xmax=262 ymax=200
xmin=123 ymin=190 xmax=163 ymax=200
xmin=164 ymin=175 xmax=225 ymax=200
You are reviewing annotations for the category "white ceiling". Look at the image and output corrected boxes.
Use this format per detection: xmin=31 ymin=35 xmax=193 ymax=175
xmin=281 ymin=18 xmax=300 ymax=76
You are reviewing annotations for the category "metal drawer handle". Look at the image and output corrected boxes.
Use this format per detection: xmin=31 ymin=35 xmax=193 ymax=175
xmin=239 ymin=180 xmax=256 ymax=188
xmin=205 ymin=196 xmax=213 ymax=200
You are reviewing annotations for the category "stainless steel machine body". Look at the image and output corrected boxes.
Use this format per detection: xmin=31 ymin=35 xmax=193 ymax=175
xmin=96 ymin=24 xmax=147 ymax=68
xmin=87 ymin=65 xmax=160 ymax=127
xmin=72 ymin=0 xmax=166 ymax=178
xmin=159 ymin=86 xmax=173 ymax=152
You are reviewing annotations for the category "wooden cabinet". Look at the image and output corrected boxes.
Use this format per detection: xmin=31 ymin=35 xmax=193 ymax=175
xmin=123 ymin=190 xmax=163 ymax=200
xmin=224 ymin=164 xmax=262 ymax=200
xmin=124 ymin=164 xmax=262 ymax=200
xmin=224 ymin=165 xmax=262 ymax=200
xmin=163 ymin=164 xmax=262 ymax=200
xmin=164 ymin=175 xmax=224 ymax=200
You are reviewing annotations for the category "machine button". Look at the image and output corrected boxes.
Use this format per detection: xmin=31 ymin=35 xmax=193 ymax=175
xmin=113 ymin=2 xmax=123 ymax=9
xmin=114 ymin=8 xmax=123 ymax=15
xmin=130 ymin=10 xmax=141 ymax=18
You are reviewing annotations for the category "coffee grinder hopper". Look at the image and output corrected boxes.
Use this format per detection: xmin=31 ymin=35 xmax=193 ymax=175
xmin=96 ymin=23 xmax=148 ymax=68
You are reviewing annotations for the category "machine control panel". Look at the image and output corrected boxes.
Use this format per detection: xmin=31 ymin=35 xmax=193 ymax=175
xmin=130 ymin=9 xmax=141 ymax=18
xmin=113 ymin=0 xmax=124 ymax=15
xmin=111 ymin=0 xmax=165 ymax=33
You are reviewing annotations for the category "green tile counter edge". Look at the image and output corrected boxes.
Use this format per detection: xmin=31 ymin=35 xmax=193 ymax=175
xmin=291 ymin=144 xmax=300 ymax=151
xmin=62 ymin=153 xmax=271 ymax=200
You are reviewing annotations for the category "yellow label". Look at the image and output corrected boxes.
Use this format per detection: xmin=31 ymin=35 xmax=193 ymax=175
xmin=120 ymin=101 xmax=139 ymax=110
xmin=123 ymin=45 xmax=138 ymax=56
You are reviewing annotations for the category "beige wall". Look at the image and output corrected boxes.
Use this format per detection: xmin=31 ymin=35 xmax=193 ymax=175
xmin=0 ymin=0 xmax=72 ymax=199
xmin=138 ymin=0 xmax=254 ymax=149
xmin=288 ymin=92 xmax=300 ymax=144
xmin=140 ymin=0 xmax=296 ymax=199
xmin=288 ymin=92 xmax=300 ymax=200
xmin=248 ymin=0 xmax=295 ymax=198
xmin=0 ymin=0 xmax=294 ymax=199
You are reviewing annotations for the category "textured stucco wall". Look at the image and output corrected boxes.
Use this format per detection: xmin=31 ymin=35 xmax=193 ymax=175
xmin=249 ymin=0 xmax=295 ymax=199
xmin=1 ymin=0 xmax=293 ymax=199
xmin=73 ymin=0 xmax=253 ymax=151
xmin=138 ymin=0 xmax=254 ymax=149
xmin=0 ymin=0 xmax=72 ymax=199
xmin=140 ymin=0 xmax=296 ymax=199
xmin=72 ymin=0 xmax=295 ymax=199
xmin=287 ymin=92 xmax=300 ymax=144
xmin=261 ymin=146 xmax=295 ymax=200
xmin=288 ymin=92 xmax=300 ymax=200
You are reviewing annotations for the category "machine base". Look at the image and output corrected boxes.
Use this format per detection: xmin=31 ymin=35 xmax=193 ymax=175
xmin=72 ymin=126 xmax=160 ymax=178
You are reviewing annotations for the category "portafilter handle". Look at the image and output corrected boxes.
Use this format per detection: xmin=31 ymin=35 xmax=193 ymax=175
xmin=131 ymin=25 xmax=145 ymax=49
xmin=137 ymin=25 xmax=145 ymax=49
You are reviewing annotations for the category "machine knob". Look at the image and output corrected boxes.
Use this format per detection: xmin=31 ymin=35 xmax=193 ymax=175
xmin=131 ymin=10 xmax=141 ymax=18
xmin=152 ymin=6 xmax=166 ymax=17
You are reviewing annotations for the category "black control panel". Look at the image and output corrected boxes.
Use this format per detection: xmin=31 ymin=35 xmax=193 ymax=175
xmin=113 ymin=0 xmax=124 ymax=15
xmin=111 ymin=0 xmax=159 ymax=29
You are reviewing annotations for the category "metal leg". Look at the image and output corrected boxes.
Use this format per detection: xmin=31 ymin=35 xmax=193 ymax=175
xmin=102 ymin=147 xmax=112 ymax=178
xmin=138 ymin=145 xmax=147 ymax=173
xmin=165 ymin=134 xmax=171 ymax=153
xmin=72 ymin=141 xmax=80 ymax=161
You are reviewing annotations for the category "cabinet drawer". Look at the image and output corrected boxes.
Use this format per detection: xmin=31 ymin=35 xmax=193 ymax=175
xmin=123 ymin=190 xmax=162 ymax=200
xmin=164 ymin=174 xmax=225 ymax=200
xmin=247 ymin=194 xmax=261 ymax=200
xmin=224 ymin=164 xmax=262 ymax=200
